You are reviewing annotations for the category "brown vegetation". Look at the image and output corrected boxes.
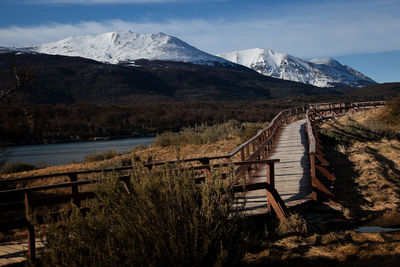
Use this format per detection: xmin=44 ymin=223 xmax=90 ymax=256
xmin=245 ymin=231 xmax=400 ymax=266
xmin=3 ymin=101 xmax=400 ymax=265
xmin=0 ymin=93 xmax=383 ymax=146
xmin=320 ymin=108 xmax=400 ymax=218
xmin=39 ymin=165 xmax=246 ymax=266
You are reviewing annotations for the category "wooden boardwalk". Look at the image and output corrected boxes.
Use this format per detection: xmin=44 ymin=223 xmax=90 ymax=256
xmin=0 ymin=102 xmax=386 ymax=265
xmin=241 ymin=119 xmax=312 ymax=215
xmin=0 ymin=238 xmax=45 ymax=266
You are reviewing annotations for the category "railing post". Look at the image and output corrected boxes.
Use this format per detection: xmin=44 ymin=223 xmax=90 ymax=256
xmin=266 ymin=162 xmax=275 ymax=213
xmin=310 ymin=153 xmax=318 ymax=201
xmin=24 ymin=192 xmax=36 ymax=263
xmin=200 ymin=158 xmax=212 ymax=180
xmin=69 ymin=173 xmax=81 ymax=208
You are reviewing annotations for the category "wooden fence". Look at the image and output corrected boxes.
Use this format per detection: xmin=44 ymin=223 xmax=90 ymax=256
xmin=0 ymin=106 xmax=305 ymax=262
xmin=0 ymin=101 xmax=388 ymax=262
xmin=306 ymin=101 xmax=387 ymax=201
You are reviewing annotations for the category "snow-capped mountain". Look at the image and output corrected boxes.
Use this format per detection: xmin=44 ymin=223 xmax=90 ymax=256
xmin=30 ymin=31 xmax=230 ymax=66
xmin=217 ymin=48 xmax=375 ymax=87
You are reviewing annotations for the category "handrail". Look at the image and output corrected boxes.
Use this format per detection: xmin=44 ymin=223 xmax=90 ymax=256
xmin=1 ymin=106 xmax=305 ymax=184
xmin=0 ymin=158 xmax=285 ymax=262
xmin=309 ymin=100 xmax=387 ymax=107
xmin=305 ymin=100 xmax=386 ymax=201
xmin=228 ymin=108 xmax=289 ymax=157
xmin=306 ymin=109 xmax=316 ymax=154
xmin=0 ymin=159 xmax=281 ymax=196
xmin=0 ymin=155 xmax=230 ymax=184
xmin=228 ymin=106 xmax=304 ymax=159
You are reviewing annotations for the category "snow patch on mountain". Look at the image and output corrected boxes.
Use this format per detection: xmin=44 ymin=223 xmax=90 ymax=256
xmin=218 ymin=48 xmax=375 ymax=87
xmin=32 ymin=31 xmax=230 ymax=66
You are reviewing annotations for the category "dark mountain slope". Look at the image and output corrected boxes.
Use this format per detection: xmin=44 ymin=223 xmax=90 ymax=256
xmin=348 ymin=83 xmax=400 ymax=98
xmin=0 ymin=52 xmax=343 ymax=104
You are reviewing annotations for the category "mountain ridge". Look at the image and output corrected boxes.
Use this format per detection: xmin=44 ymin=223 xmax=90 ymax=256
xmin=217 ymin=48 xmax=376 ymax=88
xmin=0 ymin=52 xmax=344 ymax=104
xmin=2 ymin=31 xmax=376 ymax=88
xmin=30 ymin=31 xmax=231 ymax=66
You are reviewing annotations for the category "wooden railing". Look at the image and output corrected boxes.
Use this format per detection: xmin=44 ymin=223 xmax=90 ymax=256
xmin=306 ymin=101 xmax=386 ymax=201
xmin=228 ymin=107 xmax=304 ymax=180
xmin=0 ymin=106 xmax=305 ymax=261
xmin=2 ymin=100 xmax=387 ymax=262
xmin=0 ymin=159 xmax=282 ymax=262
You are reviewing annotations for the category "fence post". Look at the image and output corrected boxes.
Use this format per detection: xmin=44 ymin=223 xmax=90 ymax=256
xmin=266 ymin=162 xmax=275 ymax=214
xmin=24 ymin=192 xmax=36 ymax=263
xmin=310 ymin=153 xmax=318 ymax=201
xmin=199 ymin=158 xmax=212 ymax=180
xmin=69 ymin=173 xmax=81 ymax=208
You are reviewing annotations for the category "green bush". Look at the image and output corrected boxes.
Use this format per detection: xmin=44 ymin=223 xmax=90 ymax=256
xmin=153 ymin=120 xmax=268 ymax=147
xmin=0 ymin=161 xmax=36 ymax=174
xmin=40 ymin=164 xmax=246 ymax=266
xmin=84 ymin=149 xmax=120 ymax=162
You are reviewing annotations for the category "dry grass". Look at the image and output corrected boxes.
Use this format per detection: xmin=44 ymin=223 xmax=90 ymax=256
xmin=0 ymin=135 xmax=244 ymax=244
xmin=1 ymin=137 xmax=242 ymax=179
xmin=245 ymin=231 xmax=400 ymax=265
xmin=276 ymin=213 xmax=308 ymax=236
xmin=39 ymin=165 xmax=246 ymax=266
xmin=320 ymin=108 xmax=400 ymax=216
xmin=245 ymin=107 xmax=400 ymax=266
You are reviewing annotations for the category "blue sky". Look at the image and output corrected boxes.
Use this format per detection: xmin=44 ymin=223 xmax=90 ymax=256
xmin=0 ymin=0 xmax=399 ymax=83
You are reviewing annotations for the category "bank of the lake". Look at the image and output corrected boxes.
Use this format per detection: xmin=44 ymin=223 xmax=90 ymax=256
xmin=4 ymin=137 xmax=155 ymax=166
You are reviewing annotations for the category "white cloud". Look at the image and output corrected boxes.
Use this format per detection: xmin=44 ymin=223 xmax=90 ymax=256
xmin=29 ymin=0 xmax=183 ymax=3
xmin=1 ymin=0 xmax=399 ymax=58
xmin=27 ymin=0 xmax=215 ymax=4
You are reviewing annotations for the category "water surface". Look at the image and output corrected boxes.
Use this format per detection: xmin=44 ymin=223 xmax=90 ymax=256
xmin=4 ymin=137 xmax=155 ymax=166
xmin=354 ymin=226 xmax=400 ymax=233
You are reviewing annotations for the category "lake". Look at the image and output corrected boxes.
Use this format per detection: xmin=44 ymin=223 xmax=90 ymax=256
xmin=3 ymin=137 xmax=155 ymax=166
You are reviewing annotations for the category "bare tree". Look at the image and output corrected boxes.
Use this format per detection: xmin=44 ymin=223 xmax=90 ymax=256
xmin=0 ymin=64 xmax=33 ymax=168
xmin=0 ymin=63 xmax=32 ymax=101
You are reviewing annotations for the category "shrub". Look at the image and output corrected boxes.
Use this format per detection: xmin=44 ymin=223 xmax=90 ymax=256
xmin=40 ymin=164 xmax=246 ymax=266
xmin=153 ymin=120 xmax=268 ymax=147
xmin=0 ymin=161 xmax=36 ymax=174
xmin=277 ymin=213 xmax=308 ymax=236
xmin=84 ymin=149 xmax=120 ymax=162
xmin=385 ymin=93 xmax=400 ymax=124
xmin=239 ymin=122 xmax=268 ymax=142
xmin=153 ymin=131 xmax=178 ymax=147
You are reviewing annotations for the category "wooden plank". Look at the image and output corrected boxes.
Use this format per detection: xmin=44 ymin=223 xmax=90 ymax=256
xmin=315 ymin=153 xmax=329 ymax=166
xmin=265 ymin=187 xmax=288 ymax=221
xmin=316 ymin=164 xmax=336 ymax=182
xmin=24 ymin=192 xmax=35 ymax=262
xmin=240 ymin=119 xmax=312 ymax=216
xmin=312 ymin=179 xmax=334 ymax=198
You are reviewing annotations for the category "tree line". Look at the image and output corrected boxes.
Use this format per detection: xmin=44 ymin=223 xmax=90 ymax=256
xmin=0 ymin=100 xmax=302 ymax=145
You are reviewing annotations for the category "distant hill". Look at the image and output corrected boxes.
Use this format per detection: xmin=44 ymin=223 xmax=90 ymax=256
xmin=0 ymin=52 xmax=342 ymax=104
xmin=348 ymin=83 xmax=400 ymax=98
